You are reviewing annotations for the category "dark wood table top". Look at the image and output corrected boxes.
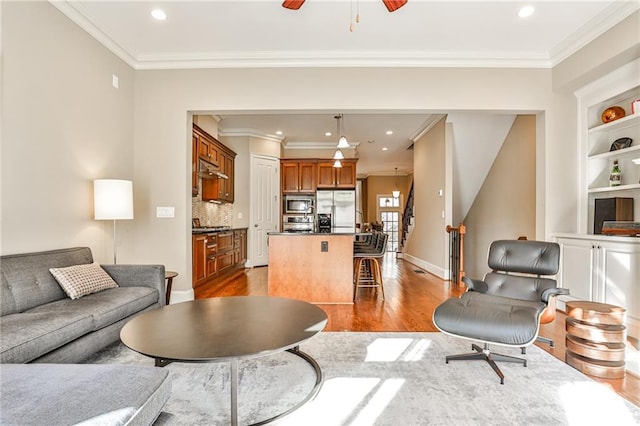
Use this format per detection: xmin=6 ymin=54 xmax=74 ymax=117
xmin=120 ymin=296 xmax=328 ymax=363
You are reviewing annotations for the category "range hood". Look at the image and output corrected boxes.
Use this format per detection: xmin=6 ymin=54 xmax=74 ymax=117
xmin=198 ymin=159 xmax=228 ymax=180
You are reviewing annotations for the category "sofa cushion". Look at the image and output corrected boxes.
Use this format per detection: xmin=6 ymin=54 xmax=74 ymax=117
xmin=25 ymin=287 xmax=159 ymax=331
xmin=0 ymin=310 xmax=94 ymax=363
xmin=1 ymin=247 xmax=93 ymax=315
xmin=49 ymin=262 xmax=119 ymax=300
xmin=0 ymin=363 xmax=171 ymax=426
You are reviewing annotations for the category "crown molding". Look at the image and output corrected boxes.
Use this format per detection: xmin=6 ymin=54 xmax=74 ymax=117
xmin=217 ymin=128 xmax=284 ymax=143
xmin=132 ymin=50 xmax=552 ymax=70
xmin=49 ymin=1 xmax=137 ymax=69
xmin=283 ymin=141 xmax=360 ymax=150
xmin=549 ymin=1 xmax=640 ymax=67
xmin=410 ymin=115 xmax=447 ymax=142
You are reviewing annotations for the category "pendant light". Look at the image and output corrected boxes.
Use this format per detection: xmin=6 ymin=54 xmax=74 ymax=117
xmin=335 ymin=114 xmax=350 ymax=149
xmin=333 ymin=114 xmax=349 ymax=167
xmin=392 ymin=167 xmax=400 ymax=199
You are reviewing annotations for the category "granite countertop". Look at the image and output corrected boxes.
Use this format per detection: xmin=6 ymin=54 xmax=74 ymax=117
xmin=192 ymin=227 xmax=248 ymax=234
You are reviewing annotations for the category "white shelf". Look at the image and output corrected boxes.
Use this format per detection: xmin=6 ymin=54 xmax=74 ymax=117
xmin=588 ymin=111 xmax=640 ymax=134
xmin=588 ymin=144 xmax=640 ymax=160
xmin=588 ymin=183 xmax=640 ymax=193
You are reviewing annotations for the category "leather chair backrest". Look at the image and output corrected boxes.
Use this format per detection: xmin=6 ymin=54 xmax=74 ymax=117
xmin=488 ymin=240 xmax=559 ymax=275
xmin=483 ymin=240 xmax=560 ymax=302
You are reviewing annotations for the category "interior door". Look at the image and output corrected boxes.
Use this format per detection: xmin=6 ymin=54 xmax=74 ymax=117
xmin=250 ymin=155 xmax=279 ymax=267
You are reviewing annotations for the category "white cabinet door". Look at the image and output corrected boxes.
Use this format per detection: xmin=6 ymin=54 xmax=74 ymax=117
xmin=600 ymin=241 xmax=640 ymax=329
xmin=558 ymin=238 xmax=596 ymax=301
xmin=556 ymin=235 xmax=640 ymax=340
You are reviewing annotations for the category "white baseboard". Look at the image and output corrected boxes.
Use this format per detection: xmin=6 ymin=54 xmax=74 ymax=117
xmin=402 ymin=253 xmax=447 ymax=280
xmin=169 ymin=289 xmax=195 ymax=304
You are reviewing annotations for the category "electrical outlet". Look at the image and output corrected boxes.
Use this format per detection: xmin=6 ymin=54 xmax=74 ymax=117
xmin=321 ymin=241 xmax=328 ymax=252
xmin=112 ymin=74 xmax=119 ymax=88
xmin=156 ymin=207 xmax=175 ymax=218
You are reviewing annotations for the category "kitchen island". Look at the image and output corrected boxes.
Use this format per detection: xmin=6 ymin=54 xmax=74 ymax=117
xmin=268 ymin=232 xmax=355 ymax=304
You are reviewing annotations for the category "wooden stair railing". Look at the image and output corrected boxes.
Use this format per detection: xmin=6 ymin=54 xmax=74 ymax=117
xmin=399 ymin=181 xmax=414 ymax=252
xmin=445 ymin=223 xmax=466 ymax=286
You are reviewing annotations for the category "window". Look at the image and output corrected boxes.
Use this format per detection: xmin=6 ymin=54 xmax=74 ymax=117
xmin=381 ymin=211 xmax=399 ymax=252
xmin=377 ymin=195 xmax=402 ymax=252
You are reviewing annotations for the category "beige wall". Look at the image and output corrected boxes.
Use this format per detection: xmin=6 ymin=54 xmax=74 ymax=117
xmin=364 ymin=175 xmax=408 ymax=224
xmin=553 ymin=10 xmax=640 ymax=93
xmin=3 ymin=1 xmax=638 ymax=294
xmin=1 ymin=1 xmax=135 ymax=260
xmin=404 ymin=118 xmax=447 ymax=274
xmin=463 ymin=115 xmax=537 ymax=278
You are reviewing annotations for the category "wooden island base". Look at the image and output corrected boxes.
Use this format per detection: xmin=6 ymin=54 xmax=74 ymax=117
xmin=268 ymin=233 xmax=354 ymax=304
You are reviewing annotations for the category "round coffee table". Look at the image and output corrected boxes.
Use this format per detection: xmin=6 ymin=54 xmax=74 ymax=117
xmin=120 ymin=296 xmax=328 ymax=425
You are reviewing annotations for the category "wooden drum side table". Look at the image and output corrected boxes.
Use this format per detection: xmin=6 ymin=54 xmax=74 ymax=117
xmin=565 ymin=300 xmax=626 ymax=379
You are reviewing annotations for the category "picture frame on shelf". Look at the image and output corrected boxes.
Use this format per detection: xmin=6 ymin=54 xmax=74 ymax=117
xmin=610 ymin=137 xmax=632 ymax=151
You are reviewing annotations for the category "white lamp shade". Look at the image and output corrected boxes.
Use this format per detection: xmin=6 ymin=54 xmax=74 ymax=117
xmin=333 ymin=149 xmax=345 ymax=160
xmin=392 ymin=190 xmax=400 ymax=198
xmin=94 ymin=179 xmax=134 ymax=220
xmin=336 ymin=136 xmax=350 ymax=149
xmin=333 ymin=159 xmax=342 ymax=168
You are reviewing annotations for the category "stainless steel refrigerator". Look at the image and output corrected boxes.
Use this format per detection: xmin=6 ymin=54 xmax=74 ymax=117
xmin=316 ymin=190 xmax=356 ymax=233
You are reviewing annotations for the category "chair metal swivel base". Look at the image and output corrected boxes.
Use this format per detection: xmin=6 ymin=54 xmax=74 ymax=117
xmin=446 ymin=343 xmax=527 ymax=385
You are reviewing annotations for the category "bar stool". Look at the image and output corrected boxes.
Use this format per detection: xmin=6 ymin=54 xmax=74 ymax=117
xmin=353 ymin=233 xmax=388 ymax=301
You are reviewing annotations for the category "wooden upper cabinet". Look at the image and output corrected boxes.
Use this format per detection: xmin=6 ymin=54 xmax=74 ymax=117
xmin=194 ymin=123 xmax=236 ymax=203
xmin=336 ymin=160 xmax=356 ymax=188
xmin=317 ymin=159 xmax=357 ymax=189
xmin=281 ymin=162 xmax=300 ymax=193
xmin=194 ymin=124 xmax=220 ymax=166
xmin=316 ymin=162 xmax=335 ymax=188
xmin=281 ymin=161 xmax=316 ymax=193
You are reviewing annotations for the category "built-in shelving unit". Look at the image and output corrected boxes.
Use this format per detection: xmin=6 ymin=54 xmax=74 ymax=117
xmin=555 ymin=60 xmax=640 ymax=342
xmin=577 ymin=60 xmax=640 ymax=232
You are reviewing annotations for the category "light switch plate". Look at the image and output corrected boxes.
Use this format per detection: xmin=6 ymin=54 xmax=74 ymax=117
xmin=156 ymin=207 xmax=175 ymax=218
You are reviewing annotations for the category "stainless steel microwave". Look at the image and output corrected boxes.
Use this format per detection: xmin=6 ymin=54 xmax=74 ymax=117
xmin=284 ymin=195 xmax=314 ymax=214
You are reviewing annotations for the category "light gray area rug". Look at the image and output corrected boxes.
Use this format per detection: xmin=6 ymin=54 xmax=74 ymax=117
xmin=85 ymin=332 xmax=640 ymax=425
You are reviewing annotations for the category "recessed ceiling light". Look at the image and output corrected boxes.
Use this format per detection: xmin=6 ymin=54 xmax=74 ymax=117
xmin=382 ymin=147 xmax=388 ymax=151
xmin=325 ymin=132 xmax=332 ymax=137
xmin=151 ymin=9 xmax=167 ymax=21
xmin=367 ymin=140 xmax=375 ymax=144
xmin=275 ymin=130 xmax=283 ymax=135
xmin=518 ymin=6 xmax=535 ymax=18
xmin=386 ymin=130 xmax=393 ymax=135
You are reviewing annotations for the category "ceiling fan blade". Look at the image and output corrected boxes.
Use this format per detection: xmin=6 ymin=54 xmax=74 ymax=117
xmin=282 ymin=0 xmax=306 ymax=10
xmin=382 ymin=0 xmax=408 ymax=12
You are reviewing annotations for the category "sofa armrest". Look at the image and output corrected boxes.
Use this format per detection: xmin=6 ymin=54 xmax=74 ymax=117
xmin=101 ymin=264 xmax=166 ymax=307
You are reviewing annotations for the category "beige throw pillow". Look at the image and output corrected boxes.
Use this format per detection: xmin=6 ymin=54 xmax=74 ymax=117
xmin=50 ymin=263 xmax=118 ymax=300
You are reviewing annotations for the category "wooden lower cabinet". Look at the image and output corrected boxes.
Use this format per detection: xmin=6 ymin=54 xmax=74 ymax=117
xmin=192 ymin=228 xmax=247 ymax=289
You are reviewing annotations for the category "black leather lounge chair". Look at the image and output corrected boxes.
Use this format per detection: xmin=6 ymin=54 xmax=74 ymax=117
xmin=433 ymin=239 xmax=568 ymax=384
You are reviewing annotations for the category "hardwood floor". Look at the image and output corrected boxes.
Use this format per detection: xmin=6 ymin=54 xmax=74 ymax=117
xmin=195 ymin=253 xmax=640 ymax=407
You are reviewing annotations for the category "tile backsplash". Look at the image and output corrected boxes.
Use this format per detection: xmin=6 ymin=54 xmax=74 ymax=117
xmin=192 ymin=194 xmax=233 ymax=227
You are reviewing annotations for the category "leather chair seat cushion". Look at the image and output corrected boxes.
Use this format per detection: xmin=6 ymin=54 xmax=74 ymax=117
xmin=434 ymin=292 xmax=546 ymax=346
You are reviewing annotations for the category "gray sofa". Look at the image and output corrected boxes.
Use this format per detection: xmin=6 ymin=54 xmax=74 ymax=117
xmin=0 ymin=247 xmax=172 ymax=425
xmin=0 ymin=247 xmax=165 ymax=363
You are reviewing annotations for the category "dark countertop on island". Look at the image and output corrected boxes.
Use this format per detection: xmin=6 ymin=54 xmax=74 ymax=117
xmin=268 ymin=232 xmax=362 ymax=236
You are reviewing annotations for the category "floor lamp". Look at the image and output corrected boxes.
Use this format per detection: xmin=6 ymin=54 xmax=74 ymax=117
xmin=94 ymin=179 xmax=134 ymax=264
